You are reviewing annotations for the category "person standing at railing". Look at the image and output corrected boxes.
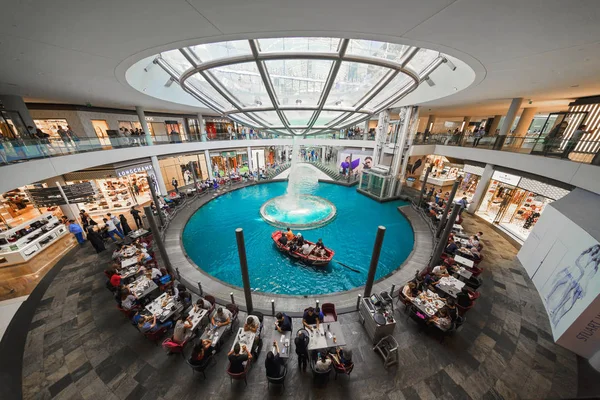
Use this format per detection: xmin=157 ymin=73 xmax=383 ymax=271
xmin=562 ymin=124 xmax=587 ymax=159
xmin=472 ymin=127 xmax=484 ymax=147
xmin=57 ymin=125 xmax=75 ymax=150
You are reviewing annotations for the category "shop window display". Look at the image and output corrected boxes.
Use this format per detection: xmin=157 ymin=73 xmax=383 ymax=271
xmin=33 ymin=119 xmax=69 ymax=140
xmin=477 ymin=179 xmax=553 ymax=241
xmin=0 ymin=187 xmax=62 ymax=230
xmin=71 ymin=174 xmax=151 ymax=217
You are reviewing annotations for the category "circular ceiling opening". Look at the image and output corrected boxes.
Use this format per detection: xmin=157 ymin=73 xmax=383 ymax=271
xmin=126 ymin=37 xmax=475 ymax=136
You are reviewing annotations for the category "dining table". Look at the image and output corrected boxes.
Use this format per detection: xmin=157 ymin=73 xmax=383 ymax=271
xmin=121 ymin=256 xmax=138 ymax=269
xmin=453 ymin=266 xmax=473 ymax=281
xmin=127 ymin=275 xmax=157 ymax=299
xmin=119 ymin=265 xmax=139 ymax=280
xmin=306 ymin=321 xmax=346 ymax=351
xmin=411 ymin=290 xmax=446 ymax=318
xmin=128 ymin=229 xmax=149 ymax=239
xmin=200 ymin=323 xmax=229 ymax=348
xmin=436 ymin=276 xmax=466 ymax=298
xmin=145 ymin=292 xmax=183 ymax=323
xmin=454 ymin=254 xmax=475 ymax=268
xmin=188 ymin=306 xmax=209 ymax=331
xmin=270 ymin=329 xmax=292 ymax=359
xmin=230 ymin=327 xmax=256 ymax=353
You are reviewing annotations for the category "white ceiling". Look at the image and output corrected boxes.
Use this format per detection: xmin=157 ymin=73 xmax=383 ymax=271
xmin=1 ymin=0 xmax=599 ymax=117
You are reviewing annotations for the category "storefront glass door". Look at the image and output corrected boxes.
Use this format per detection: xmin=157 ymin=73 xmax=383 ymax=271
xmin=531 ymin=111 xmax=588 ymax=155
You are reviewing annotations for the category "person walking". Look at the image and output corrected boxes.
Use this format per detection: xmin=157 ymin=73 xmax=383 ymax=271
xmin=119 ymin=214 xmax=132 ymax=235
xmin=67 ymin=220 xmax=86 ymax=244
xmin=130 ymin=206 xmax=143 ymax=229
xmin=86 ymin=226 xmax=106 ymax=253
xmin=172 ymin=177 xmax=179 ymax=193
xmin=103 ymin=218 xmax=124 ymax=242
xmin=472 ymin=127 xmax=483 ymax=147
xmin=107 ymin=213 xmax=123 ymax=234
xmin=57 ymin=125 xmax=74 ymax=150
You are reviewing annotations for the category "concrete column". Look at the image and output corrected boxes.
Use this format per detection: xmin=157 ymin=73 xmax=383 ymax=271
xmin=363 ymin=119 xmax=370 ymax=140
xmin=364 ymin=226 xmax=386 ymax=297
xmin=467 ymin=164 xmax=494 ymax=214
xmin=459 ymin=116 xmax=472 ymax=145
xmin=135 ymin=106 xmax=154 ymax=145
xmin=204 ymin=150 xmax=213 ymax=178
xmin=321 ymin=146 xmax=325 ymax=162
xmin=429 ymin=204 xmax=461 ymax=269
xmin=198 ymin=113 xmax=207 ymax=142
xmin=150 ymin=156 xmax=167 ymax=195
xmin=247 ymin=146 xmax=253 ymax=172
xmin=487 ymin=115 xmax=502 ymax=136
xmin=513 ymin=107 xmax=538 ymax=136
xmin=236 ymin=228 xmax=254 ymax=313
xmin=494 ymin=98 xmax=523 ymax=149
xmin=144 ymin=207 xmax=172 ymax=270
xmin=426 ymin=115 xmax=436 ymax=133
xmin=0 ymin=95 xmax=35 ymax=134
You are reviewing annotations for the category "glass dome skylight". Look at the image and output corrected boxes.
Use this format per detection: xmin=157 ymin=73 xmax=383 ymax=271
xmin=154 ymin=38 xmax=447 ymax=136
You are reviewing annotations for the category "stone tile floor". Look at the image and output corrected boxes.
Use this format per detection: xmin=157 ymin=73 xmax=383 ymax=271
xmin=20 ymin=214 xmax=587 ymax=399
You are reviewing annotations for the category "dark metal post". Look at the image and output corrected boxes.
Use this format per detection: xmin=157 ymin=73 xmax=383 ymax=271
xmin=271 ymin=299 xmax=275 ymax=316
xmin=436 ymin=179 xmax=460 ymax=238
xmin=390 ymin=284 xmax=396 ymax=298
xmin=429 ymin=203 xmax=461 ymax=269
xmin=143 ymin=206 xmax=172 ymax=271
xmin=364 ymin=226 xmax=386 ymax=297
xmin=235 ymin=228 xmax=253 ymax=314
xmin=197 ymin=281 xmax=203 ymax=296
xmin=417 ymin=166 xmax=432 ymax=207
xmin=230 ymin=292 xmax=235 ymax=304
xmin=356 ymin=294 xmax=362 ymax=310
xmin=316 ymin=299 xmax=320 ymax=310
xmin=146 ymin=173 xmax=165 ymax=227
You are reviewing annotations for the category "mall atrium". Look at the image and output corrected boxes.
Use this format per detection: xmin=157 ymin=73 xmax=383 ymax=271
xmin=1 ymin=1 xmax=600 ymax=399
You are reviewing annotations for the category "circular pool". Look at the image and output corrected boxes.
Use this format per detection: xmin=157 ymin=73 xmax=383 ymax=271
xmin=260 ymin=194 xmax=337 ymax=229
xmin=182 ymin=182 xmax=414 ymax=295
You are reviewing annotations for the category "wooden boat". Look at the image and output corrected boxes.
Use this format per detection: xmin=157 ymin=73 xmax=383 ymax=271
xmin=271 ymin=231 xmax=334 ymax=267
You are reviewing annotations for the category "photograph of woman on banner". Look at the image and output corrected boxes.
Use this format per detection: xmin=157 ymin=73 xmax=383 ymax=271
xmin=543 ymin=244 xmax=600 ymax=328
xmin=340 ymin=155 xmax=361 ymax=176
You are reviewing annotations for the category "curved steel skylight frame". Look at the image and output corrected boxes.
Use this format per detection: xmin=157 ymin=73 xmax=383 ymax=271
xmin=153 ymin=38 xmax=447 ymax=136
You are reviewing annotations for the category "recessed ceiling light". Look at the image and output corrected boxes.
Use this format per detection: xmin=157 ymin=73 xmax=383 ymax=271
xmin=453 ymin=87 xmax=458 ymax=91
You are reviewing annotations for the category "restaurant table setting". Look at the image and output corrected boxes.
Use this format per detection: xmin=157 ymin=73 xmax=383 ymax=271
xmin=121 ymin=256 xmax=139 ymax=269
xmin=128 ymin=229 xmax=149 ymax=239
xmin=188 ymin=305 xmax=209 ymax=331
xmin=145 ymin=292 xmax=183 ymax=322
xmin=271 ymin=330 xmax=292 ymax=359
xmin=306 ymin=322 xmax=346 ymax=351
xmin=453 ymin=266 xmax=473 ymax=281
xmin=201 ymin=323 xmax=229 ymax=347
xmin=454 ymin=254 xmax=475 ymax=268
xmin=120 ymin=246 xmax=137 ymax=258
xmin=436 ymin=276 xmax=465 ymax=298
xmin=230 ymin=327 xmax=256 ymax=352
xmin=119 ymin=265 xmax=139 ymax=280
xmin=128 ymin=275 xmax=158 ymax=299
xmin=412 ymin=290 xmax=446 ymax=318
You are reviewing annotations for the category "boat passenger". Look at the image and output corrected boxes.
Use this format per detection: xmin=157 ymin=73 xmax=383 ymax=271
xmin=285 ymin=227 xmax=294 ymax=241
xmin=296 ymin=233 xmax=304 ymax=246
xmin=278 ymin=234 xmax=288 ymax=246
xmin=301 ymin=242 xmax=311 ymax=255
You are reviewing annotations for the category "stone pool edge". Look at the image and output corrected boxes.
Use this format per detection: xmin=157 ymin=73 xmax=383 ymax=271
xmin=164 ymin=181 xmax=434 ymax=315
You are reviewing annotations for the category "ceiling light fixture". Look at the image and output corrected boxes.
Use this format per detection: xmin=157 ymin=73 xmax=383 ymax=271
xmin=164 ymin=77 xmax=175 ymax=88
xmin=425 ymin=77 xmax=435 ymax=87
xmin=442 ymin=58 xmax=456 ymax=71
xmin=144 ymin=60 xmax=156 ymax=72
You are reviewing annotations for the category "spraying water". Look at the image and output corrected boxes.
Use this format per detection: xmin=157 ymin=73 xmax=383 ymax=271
xmin=259 ymin=136 xmax=336 ymax=229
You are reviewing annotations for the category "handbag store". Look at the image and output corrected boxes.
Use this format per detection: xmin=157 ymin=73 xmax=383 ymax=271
xmin=63 ymin=161 xmax=155 ymax=219
xmin=476 ymin=170 xmax=571 ymax=242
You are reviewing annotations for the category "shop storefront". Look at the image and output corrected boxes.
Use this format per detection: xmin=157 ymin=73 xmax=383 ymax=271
xmin=158 ymin=153 xmax=209 ymax=191
xmin=210 ymin=150 xmax=252 ymax=176
xmin=458 ymin=163 xmax=484 ymax=200
xmin=205 ymin=118 xmax=234 ymax=140
xmin=0 ymin=186 xmax=62 ymax=229
xmin=63 ymin=162 xmax=157 ymax=217
xmin=476 ymin=170 xmax=571 ymax=241
xmin=405 ymin=155 xmax=462 ymax=189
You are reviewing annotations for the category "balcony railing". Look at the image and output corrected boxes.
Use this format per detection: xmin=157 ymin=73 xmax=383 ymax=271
xmin=0 ymin=131 xmax=375 ymax=166
xmin=413 ymin=133 xmax=600 ymax=165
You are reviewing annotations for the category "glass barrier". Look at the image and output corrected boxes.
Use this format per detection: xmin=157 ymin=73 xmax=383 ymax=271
xmin=412 ymin=133 xmax=600 ymax=165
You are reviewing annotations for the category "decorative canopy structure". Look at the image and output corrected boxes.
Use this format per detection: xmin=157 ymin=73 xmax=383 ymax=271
xmin=153 ymin=38 xmax=450 ymax=136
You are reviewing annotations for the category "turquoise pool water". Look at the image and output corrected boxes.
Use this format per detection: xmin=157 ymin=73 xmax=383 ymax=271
xmin=182 ymin=182 xmax=414 ymax=295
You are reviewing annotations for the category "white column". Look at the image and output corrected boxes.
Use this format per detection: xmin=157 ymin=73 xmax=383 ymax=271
xmin=363 ymin=119 xmax=370 ymax=140
xmin=373 ymin=109 xmax=391 ymax=165
xmin=150 ymin=156 xmax=167 ymax=194
xmin=321 ymin=146 xmax=325 ymax=162
xmin=399 ymin=106 xmax=420 ymax=187
xmin=426 ymin=115 xmax=436 ymax=133
xmin=41 ymin=177 xmax=81 ymax=220
xmin=459 ymin=116 xmax=472 ymax=145
xmin=247 ymin=146 xmax=253 ymax=172
xmin=204 ymin=150 xmax=213 ymax=178
xmin=467 ymin=164 xmax=494 ymax=214
xmin=198 ymin=113 xmax=207 ymax=142
xmin=136 ymin=106 xmax=153 ymax=145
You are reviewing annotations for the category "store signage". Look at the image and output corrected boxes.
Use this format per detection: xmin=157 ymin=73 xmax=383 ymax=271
xmin=25 ymin=187 xmax=66 ymax=207
xmin=63 ymin=182 xmax=96 ymax=203
xmin=145 ymin=117 xmax=154 ymax=121
xmin=492 ymin=171 xmax=521 ymax=186
xmin=115 ymin=163 xmax=153 ymax=177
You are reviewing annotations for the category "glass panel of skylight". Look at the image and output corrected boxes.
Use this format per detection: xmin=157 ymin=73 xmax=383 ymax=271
xmin=189 ymin=40 xmax=251 ymax=63
xmin=258 ymin=37 xmax=340 ymax=53
xmin=346 ymin=39 xmax=410 ymax=64
xmin=326 ymin=62 xmax=390 ymax=108
xmin=208 ymin=62 xmax=273 ymax=108
xmin=265 ymin=59 xmax=332 ymax=106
